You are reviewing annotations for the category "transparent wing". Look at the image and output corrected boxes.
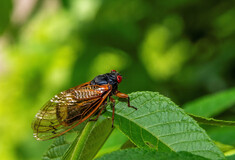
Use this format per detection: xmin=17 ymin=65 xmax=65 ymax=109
xmin=32 ymin=84 xmax=111 ymax=140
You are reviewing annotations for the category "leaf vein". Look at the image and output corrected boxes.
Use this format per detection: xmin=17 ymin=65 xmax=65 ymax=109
xmin=158 ymin=130 xmax=202 ymax=138
xmin=169 ymin=138 xmax=209 ymax=147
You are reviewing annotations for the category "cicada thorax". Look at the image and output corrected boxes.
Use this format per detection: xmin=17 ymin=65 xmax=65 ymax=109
xmin=50 ymin=85 xmax=109 ymax=126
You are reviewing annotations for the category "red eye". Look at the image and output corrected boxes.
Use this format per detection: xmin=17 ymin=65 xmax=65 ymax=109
xmin=111 ymin=70 xmax=116 ymax=72
xmin=117 ymin=75 xmax=122 ymax=83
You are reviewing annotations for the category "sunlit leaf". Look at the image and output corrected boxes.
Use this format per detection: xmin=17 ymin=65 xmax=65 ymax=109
xmin=103 ymin=91 xmax=225 ymax=159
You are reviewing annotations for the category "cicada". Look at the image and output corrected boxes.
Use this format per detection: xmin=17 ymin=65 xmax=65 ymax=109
xmin=32 ymin=70 xmax=137 ymax=140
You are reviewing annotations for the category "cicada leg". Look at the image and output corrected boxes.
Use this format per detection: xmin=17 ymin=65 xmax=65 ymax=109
xmin=89 ymin=104 xmax=106 ymax=122
xmin=110 ymin=97 xmax=115 ymax=127
xmin=115 ymin=92 xmax=137 ymax=110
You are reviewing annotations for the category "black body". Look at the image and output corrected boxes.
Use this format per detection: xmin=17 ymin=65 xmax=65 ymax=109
xmin=90 ymin=71 xmax=120 ymax=93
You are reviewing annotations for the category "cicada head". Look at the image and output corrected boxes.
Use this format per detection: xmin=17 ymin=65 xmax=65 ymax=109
xmin=90 ymin=70 xmax=123 ymax=92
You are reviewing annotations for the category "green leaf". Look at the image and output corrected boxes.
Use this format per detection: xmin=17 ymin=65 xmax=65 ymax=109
xmin=43 ymin=135 xmax=71 ymax=160
xmin=189 ymin=114 xmax=235 ymax=127
xmin=227 ymin=154 xmax=235 ymax=160
xmin=95 ymin=148 xmax=209 ymax=160
xmin=43 ymin=118 xmax=112 ymax=160
xmin=62 ymin=118 xmax=113 ymax=160
xmin=96 ymin=128 xmax=129 ymax=158
xmin=207 ymin=127 xmax=235 ymax=146
xmin=103 ymin=91 xmax=225 ymax=160
xmin=0 ymin=0 xmax=12 ymax=34
xmin=214 ymin=141 xmax=235 ymax=153
xmin=183 ymin=88 xmax=235 ymax=117
xmin=121 ymin=140 xmax=136 ymax=149
xmin=43 ymin=122 xmax=87 ymax=160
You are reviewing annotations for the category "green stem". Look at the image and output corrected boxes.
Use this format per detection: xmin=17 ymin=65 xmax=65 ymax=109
xmin=69 ymin=122 xmax=96 ymax=160
xmin=188 ymin=113 xmax=235 ymax=126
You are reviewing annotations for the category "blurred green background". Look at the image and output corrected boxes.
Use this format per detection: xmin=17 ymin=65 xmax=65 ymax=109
xmin=0 ymin=0 xmax=235 ymax=159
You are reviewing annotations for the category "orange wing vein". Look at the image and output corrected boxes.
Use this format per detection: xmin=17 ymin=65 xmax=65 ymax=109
xmin=32 ymin=83 xmax=112 ymax=140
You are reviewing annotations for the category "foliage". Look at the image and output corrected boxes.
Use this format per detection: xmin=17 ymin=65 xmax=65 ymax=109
xmin=96 ymin=149 xmax=209 ymax=160
xmin=184 ymin=87 xmax=235 ymax=117
xmin=41 ymin=91 xmax=235 ymax=160
xmin=0 ymin=0 xmax=235 ymax=159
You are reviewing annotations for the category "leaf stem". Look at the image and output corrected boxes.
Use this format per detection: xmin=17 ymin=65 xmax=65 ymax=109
xmin=69 ymin=122 xmax=96 ymax=160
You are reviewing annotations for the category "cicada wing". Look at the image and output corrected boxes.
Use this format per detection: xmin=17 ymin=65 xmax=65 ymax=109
xmin=32 ymin=84 xmax=112 ymax=140
xmin=32 ymin=98 xmax=100 ymax=140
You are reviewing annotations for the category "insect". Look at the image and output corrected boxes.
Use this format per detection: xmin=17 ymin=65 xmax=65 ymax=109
xmin=32 ymin=70 xmax=137 ymax=140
